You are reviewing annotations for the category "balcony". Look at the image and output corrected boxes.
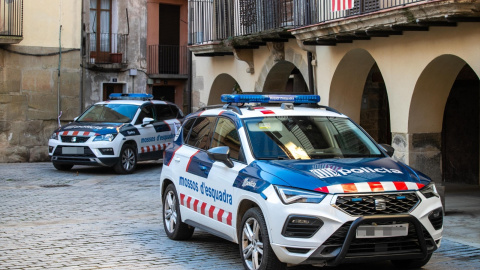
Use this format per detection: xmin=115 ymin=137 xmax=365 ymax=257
xmin=147 ymin=45 xmax=188 ymax=79
xmin=85 ymin=33 xmax=128 ymax=70
xmin=189 ymin=0 xmax=480 ymax=54
xmin=0 ymin=0 xmax=23 ymax=44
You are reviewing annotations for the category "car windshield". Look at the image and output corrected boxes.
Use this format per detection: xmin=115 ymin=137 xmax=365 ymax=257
xmin=244 ymin=116 xmax=383 ymax=160
xmin=76 ymin=104 xmax=139 ymax=123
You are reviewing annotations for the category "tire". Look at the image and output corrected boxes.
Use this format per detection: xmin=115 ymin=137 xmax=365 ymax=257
xmin=53 ymin=163 xmax=73 ymax=171
xmin=162 ymin=184 xmax=195 ymax=240
xmin=239 ymin=208 xmax=286 ymax=270
xmin=114 ymin=144 xmax=137 ymax=174
xmin=391 ymin=253 xmax=432 ymax=269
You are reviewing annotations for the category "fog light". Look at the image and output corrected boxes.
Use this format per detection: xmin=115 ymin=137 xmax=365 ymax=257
xmin=49 ymin=146 xmax=54 ymax=153
xmin=99 ymin=148 xmax=114 ymax=155
xmin=428 ymin=207 xmax=443 ymax=230
xmin=282 ymin=215 xmax=323 ymax=238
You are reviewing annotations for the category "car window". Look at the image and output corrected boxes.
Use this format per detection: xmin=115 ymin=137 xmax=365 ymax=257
xmin=155 ymin=104 xmax=176 ymax=121
xmin=77 ymin=104 xmax=138 ymax=123
xmin=169 ymin=104 xmax=184 ymax=119
xmin=211 ymin=117 xmax=242 ymax=161
xmin=244 ymin=116 xmax=382 ymax=160
xmin=182 ymin=118 xmax=196 ymax=143
xmin=186 ymin=117 xmax=216 ymax=150
xmin=135 ymin=105 xmax=154 ymax=125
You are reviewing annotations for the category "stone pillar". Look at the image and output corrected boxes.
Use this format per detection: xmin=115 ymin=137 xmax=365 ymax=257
xmin=392 ymin=132 xmax=445 ymax=206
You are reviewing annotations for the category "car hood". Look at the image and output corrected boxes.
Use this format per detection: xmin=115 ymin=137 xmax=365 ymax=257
xmin=252 ymin=157 xmax=431 ymax=194
xmin=54 ymin=122 xmax=127 ymax=135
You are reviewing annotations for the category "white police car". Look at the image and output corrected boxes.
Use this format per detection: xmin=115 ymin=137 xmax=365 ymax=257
xmin=49 ymin=93 xmax=183 ymax=174
xmin=159 ymin=94 xmax=443 ymax=270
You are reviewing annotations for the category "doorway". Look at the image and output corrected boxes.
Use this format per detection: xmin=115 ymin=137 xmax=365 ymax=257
xmin=103 ymin=83 xmax=124 ymax=100
xmin=153 ymin=86 xmax=175 ymax=103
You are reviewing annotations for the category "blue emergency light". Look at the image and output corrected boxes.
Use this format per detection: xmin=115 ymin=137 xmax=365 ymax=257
xmin=221 ymin=94 xmax=320 ymax=104
xmin=109 ymin=93 xmax=153 ymax=101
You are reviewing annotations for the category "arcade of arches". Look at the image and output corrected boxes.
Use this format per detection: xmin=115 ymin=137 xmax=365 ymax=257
xmin=195 ymin=26 xmax=480 ymax=187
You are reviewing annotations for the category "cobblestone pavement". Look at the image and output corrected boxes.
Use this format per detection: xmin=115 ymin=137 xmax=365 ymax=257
xmin=1 ymin=162 xmax=479 ymax=270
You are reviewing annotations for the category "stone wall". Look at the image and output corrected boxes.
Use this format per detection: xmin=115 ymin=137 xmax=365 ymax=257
xmin=0 ymin=46 xmax=81 ymax=162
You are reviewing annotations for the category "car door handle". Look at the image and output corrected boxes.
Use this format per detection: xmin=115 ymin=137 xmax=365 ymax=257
xmin=174 ymin=158 xmax=181 ymax=162
xmin=200 ymin=165 xmax=210 ymax=175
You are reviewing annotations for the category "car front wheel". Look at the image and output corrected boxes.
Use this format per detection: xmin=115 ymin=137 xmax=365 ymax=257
xmin=114 ymin=144 xmax=137 ymax=174
xmin=239 ymin=208 xmax=286 ymax=270
xmin=162 ymin=184 xmax=194 ymax=240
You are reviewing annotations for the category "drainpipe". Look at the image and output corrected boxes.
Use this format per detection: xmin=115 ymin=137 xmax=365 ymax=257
xmin=57 ymin=25 xmax=62 ymax=123
xmin=80 ymin=0 xmax=84 ymax=113
xmin=187 ymin=49 xmax=192 ymax=114
xmin=307 ymin=51 xmax=315 ymax=94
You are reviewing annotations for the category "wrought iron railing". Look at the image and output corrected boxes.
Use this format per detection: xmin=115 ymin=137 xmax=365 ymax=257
xmin=147 ymin=45 xmax=188 ymax=75
xmin=0 ymin=0 xmax=23 ymax=37
xmin=86 ymin=33 xmax=128 ymax=64
xmin=189 ymin=0 xmax=430 ymax=45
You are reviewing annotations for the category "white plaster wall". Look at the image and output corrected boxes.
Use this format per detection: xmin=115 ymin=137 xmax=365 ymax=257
xmin=314 ymin=23 xmax=480 ymax=134
xmin=21 ymin=0 xmax=81 ymax=49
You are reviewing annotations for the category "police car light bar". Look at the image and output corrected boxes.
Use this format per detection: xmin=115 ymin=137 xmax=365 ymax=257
xmin=109 ymin=93 xmax=153 ymax=101
xmin=221 ymin=94 xmax=320 ymax=104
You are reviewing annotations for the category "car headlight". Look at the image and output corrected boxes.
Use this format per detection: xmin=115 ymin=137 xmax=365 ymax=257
xmin=93 ymin=133 xmax=117 ymax=142
xmin=275 ymin=186 xmax=327 ymax=204
xmin=50 ymin=132 xmax=59 ymax=140
xmin=420 ymin=183 xmax=439 ymax=198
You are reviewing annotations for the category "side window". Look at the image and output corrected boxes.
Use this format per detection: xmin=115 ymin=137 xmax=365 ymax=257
xmin=169 ymin=104 xmax=184 ymax=119
xmin=211 ymin=117 xmax=242 ymax=161
xmin=182 ymin=118 xmax=196 ymax=143
xmin=186 ymin=117 xmax=216 ymax=150
xmin=155 ymin=104 xmax=175 ymax=121
xmin=135 ymin=105 xmax=154 ymax=125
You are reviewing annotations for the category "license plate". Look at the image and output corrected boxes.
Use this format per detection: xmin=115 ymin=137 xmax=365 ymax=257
xmin=356 ymin=223 xmax=408 ymax=238
xmin=62 ymin=147 xmax=84 ymax=155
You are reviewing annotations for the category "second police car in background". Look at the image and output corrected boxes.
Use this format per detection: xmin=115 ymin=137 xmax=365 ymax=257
xmin=48 ymin=93 xmax=183 ymax=174
xmin=159 ymin=94 xmax=443 ymax=270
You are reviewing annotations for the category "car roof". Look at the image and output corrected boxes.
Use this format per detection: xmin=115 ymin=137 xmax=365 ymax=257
xmin=94 ymin=99 xmax=173 ymax=106
xmin=194 ymin=105 xmax=347 ymax=119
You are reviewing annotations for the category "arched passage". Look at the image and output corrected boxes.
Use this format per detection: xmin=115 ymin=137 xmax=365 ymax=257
xmin=207 ymin=73 xmax=240 ymax=105
xmin=408 ymin=55 xmax=479 ymax=185
xmin=263 ymin=61 xmax=308 ymax=93
xmin=329 ymin=49 xmax=376 ymax=123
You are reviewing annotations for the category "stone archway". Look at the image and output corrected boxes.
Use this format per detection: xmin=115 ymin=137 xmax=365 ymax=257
xmin=263 ymin=61 xmax=308 ymax=93
xmin=329 ymin=48 xmax=376 ymax=123
xmin=207 ymin=73 xmax=240 ymax=105
xmin=408 ymin=54 xmax=477 ymax=184
xmin=255 ymin=44 xmax=310 ymax=93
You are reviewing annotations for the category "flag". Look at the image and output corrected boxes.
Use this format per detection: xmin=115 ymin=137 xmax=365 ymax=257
xmin=332 ymin=0 xmax=354 ymax=12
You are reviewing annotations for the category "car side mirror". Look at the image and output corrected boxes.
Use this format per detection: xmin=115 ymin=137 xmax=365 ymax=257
xmin=379 ymin=144 xmax=395 ymax=157
xmin=142 ymin=117 xmax=154 ymax=127
xmin=207 ymin=146 xmax=234 ymax=168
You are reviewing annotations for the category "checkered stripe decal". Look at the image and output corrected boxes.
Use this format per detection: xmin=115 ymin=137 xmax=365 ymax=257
xmin=141 ymin=143 xmax=170 ymax=153
xmin=60 ymin=131 xmax=94 ymax=136
xmin=315 ymin=181 xmax=425 ymax=194
xmin=180 ymin=193 xmax=233 ymax=226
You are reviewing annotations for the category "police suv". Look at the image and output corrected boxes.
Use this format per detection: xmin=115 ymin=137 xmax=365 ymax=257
xmin=49 ymin=93 xmax=183 ymax=174
xmin=160 ymin=94 xmax=443 ymax=270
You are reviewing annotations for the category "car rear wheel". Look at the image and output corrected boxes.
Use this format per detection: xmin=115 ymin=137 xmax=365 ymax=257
xmin=162 ymin=184 xmax=194 ymax=240
xmin=53 ymin=163 xmax=73 ymax=171
xmin=391 ymin=253 xmax=432 ymax=269
xmin=114 ymin=144 xmax=136 ymax=174
xmin=239 ymin=208 xmax=286 ymax=270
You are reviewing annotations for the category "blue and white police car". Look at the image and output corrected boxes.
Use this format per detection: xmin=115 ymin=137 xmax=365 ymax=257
xmin=160 ymin=94 xmax=443 ymax=270
xmin=48 ymin=93 xmax=183 ymax=174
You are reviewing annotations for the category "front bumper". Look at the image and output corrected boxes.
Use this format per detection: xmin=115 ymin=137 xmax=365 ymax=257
xmin=260 ymin=186 xmax=443 ymax=266
xmin=49 ymin=139 xmax=120 ymax=167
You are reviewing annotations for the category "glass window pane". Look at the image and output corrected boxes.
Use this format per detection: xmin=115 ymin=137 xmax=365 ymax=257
xmin=90 ymin=0 xmax=97 ymax=9
xmin=187 ymin=117 xmax=216 ymax=150
xmin=100 ymin=0 xmax=110 ymax=9
xmin=212 ymin=118 xmax=241 ymax=160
